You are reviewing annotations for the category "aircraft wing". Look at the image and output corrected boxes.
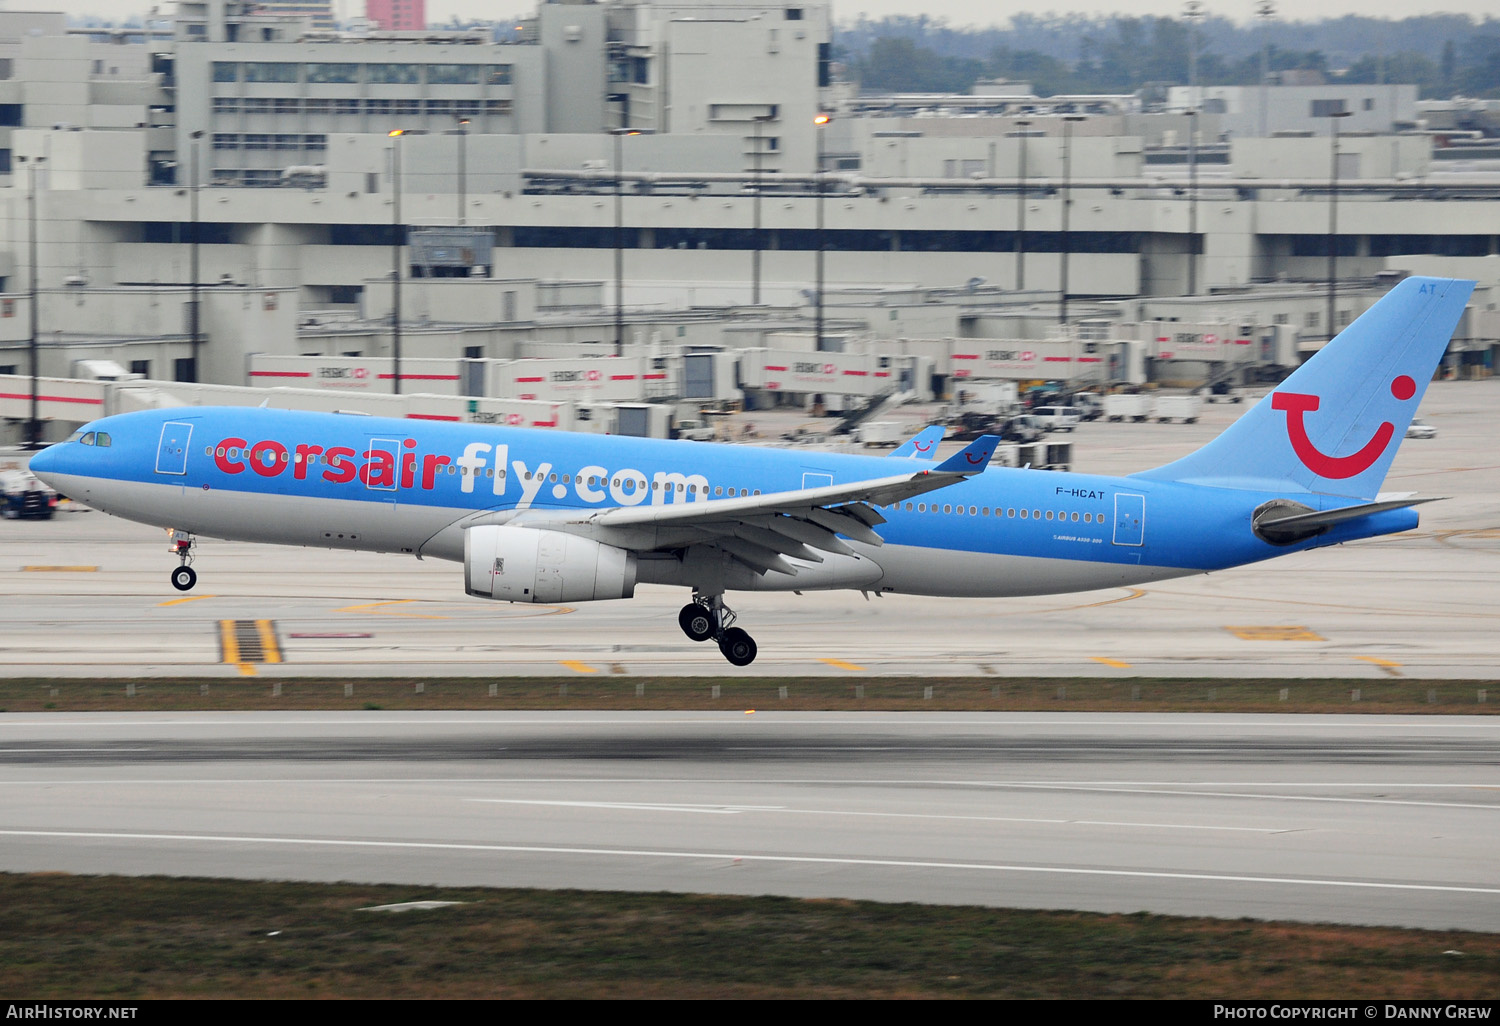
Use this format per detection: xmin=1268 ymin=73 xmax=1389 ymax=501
xmin=500 ymin=436 xmax=999 ymax=576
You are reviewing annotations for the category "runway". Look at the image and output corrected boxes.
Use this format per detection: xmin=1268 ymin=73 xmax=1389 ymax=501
xmin=4 ymin=380 xmax=1499 ymax=678
xmin=0 ymin=711 xmax=1497 ymax=932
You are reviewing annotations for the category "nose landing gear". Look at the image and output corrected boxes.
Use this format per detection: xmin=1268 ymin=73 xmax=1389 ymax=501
xmin=168 ymin=530 xmax=197 ymax=591
xmin=677 ymin=593 xmax=758 ymax=666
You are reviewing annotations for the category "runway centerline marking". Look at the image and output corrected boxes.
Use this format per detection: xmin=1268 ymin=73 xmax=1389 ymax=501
xmin=468 ymin=800 xmax=782 ymax=815
xmin=984 ymin=783 xmax=1500 ymax=812
xmin=464 ymin=799 xmax=1282 ymax=832
xmin=4 ymin=828 xmax=1498 ymax=899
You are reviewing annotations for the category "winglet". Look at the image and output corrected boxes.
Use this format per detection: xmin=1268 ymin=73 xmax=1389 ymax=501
xmin=934 ymin=435 xmax=1000 ymax=475
xmin=890 ymin=425 xmax=945 ymax=460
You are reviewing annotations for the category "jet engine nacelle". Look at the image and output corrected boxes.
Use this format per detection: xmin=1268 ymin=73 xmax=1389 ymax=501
xmin=464 ymin=525 xmax=637 ymax=603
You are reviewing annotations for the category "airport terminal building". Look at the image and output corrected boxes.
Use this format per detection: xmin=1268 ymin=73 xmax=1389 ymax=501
xmin=0 ymin=0 xmax=1498 ymax=437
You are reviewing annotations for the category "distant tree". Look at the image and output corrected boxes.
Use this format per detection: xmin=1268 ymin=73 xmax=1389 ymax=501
xmin=834 ymin=14 xmax=1497 ymax=102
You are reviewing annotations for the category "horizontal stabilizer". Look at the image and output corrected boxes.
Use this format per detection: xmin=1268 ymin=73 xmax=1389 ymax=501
xmin=1252 ymin=496 xmax=1439 ymax=545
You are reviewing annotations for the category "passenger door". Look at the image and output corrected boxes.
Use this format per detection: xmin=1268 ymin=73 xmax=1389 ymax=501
xmin=1112 ymin=493 xmax=1145 ymax=547
xmin=154 ymin=421 xmax=193 ymax=476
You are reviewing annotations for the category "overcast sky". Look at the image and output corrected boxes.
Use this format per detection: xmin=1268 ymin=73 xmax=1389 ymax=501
xmin=58 ymin=1 xmax=1494 ymax=27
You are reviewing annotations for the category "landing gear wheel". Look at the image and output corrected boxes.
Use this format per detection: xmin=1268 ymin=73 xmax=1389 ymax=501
xmin=678 ymin=603 xmax=716 ymax=642
xmin=718 ymin=627 xmax=757 ymax=667
xmin=171 ymin=566 xmax=197 ymax=592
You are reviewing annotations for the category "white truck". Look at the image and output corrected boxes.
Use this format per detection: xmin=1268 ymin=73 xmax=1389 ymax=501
xmin=1153 ymin=395 xmax=1203 ymax=423
xmin=854 ymin=421 xmax=905 ymax=448
xmin=1030 ymin=405 xmax=1082 ymax=432
xmin=1103 ymin=394 xmax=1151 ymax=422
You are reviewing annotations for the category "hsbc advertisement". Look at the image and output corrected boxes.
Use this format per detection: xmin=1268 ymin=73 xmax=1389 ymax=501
xmin=741 ymin=351 xmax=892 ymax=396
xmin=498 ymin=356 xmax=661 ymax=403
xmin=945 ymin=341 xmax=1104 ymax=380
xmin=1149 ymin=324 xmax=1253 ymax=362
xmin=248 ymin=356 xmax=462 ymax=394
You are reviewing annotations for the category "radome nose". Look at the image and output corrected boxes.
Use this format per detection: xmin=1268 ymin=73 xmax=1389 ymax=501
xmin=27 ymin=443 xmax=60 ymax=483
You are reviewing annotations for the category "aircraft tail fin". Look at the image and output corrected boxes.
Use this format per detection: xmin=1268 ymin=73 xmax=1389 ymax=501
xmin=889 ymin=425 xmax=945 ymax=460
xmin=1135 ymin=276 xmax=1473 ymax=500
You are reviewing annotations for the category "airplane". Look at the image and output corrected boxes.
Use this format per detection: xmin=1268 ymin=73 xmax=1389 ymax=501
xmin=28 ymin=275 xmax=1473 ymax=666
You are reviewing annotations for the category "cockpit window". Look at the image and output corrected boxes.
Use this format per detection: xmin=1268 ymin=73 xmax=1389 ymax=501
xmin=95 ymin=432 xmax=112 ymax=447
xmin=67 ymin=430 xmax=85 ymax=443
xmin=79 ymin=432 xmax=96 ymax=446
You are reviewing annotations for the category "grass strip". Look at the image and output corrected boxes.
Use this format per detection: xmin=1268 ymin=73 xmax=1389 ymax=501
xmin=0 ymin=873 xmax=1496 ymax=999
xmin=0 ymin=676 xmax=1496 ymax=713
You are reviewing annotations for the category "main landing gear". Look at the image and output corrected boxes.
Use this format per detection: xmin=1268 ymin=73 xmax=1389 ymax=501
xmin=678 ymin=593 xmax=757 ymax=666
xmin=168 ymin=530 xmax=197 ymax=591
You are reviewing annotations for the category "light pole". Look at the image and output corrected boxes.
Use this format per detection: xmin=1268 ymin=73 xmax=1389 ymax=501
xmin=189 ymin=129 xmax=203 ymax=382
xmin=1059 ymin=115 xmax=1085 ymax=326
xmin=814 ymin=112 xmax=830 ymax=351
xmin=388 ymin=129 xmax=403 ymax=394
xmin=751 ymin=112 xmax=774 ymax=305
xmin=611 ymin=128 xmax=639 ymax=357
xmin=1325 ymin=108 xmax=1352 ymax=342
xmin=1184 ymin=1 xmax=1203 ymax=297
xmin=18 ymin=154 xmax=43 ymax=446
xmin=454 ymin=117 xmax=468 ymax=226
xmin=1186 ymin=108 xmax=1198 ymax=296
xmin=1184 ymin=1 xmax=1203 ymax=112
xmin=1257 ymin=1 xmax=1276 ymax=138
xmin=1014 ymin=118 xmax=1031 ymax=292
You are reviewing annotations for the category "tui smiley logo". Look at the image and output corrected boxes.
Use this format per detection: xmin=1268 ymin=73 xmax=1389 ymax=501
xmin=1271 ymin=375 xmax=1415 ymax=479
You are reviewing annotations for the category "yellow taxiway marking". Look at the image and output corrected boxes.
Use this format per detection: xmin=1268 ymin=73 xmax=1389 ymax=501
xmin=219 ymin=620 xmax=240 ymax=664
xmin=158 ymin=595 xmax=214 ymax=607
xmin=1225 ymin=626 xmax=1326 ymax=642
xmin=1091 ymin=657 xmax=1133 ymax=669
xmin=1354 ymin=656 xmax=1404 ymax=677
xmin=335 ymin=600 xmax=450 ymax=620
xmin=820 ymin=659 xmax=866 ymax=672
xmin=256 ymin=620 xmax=282 ymax=664
xmin=219 ymin=619 xmax=281 ymax=666
xmin=335 ymin=600 xmax=574 ymax=619
xmin=559 ymin=660 xmax=600 ymax=674
xmin=22 ymin=565 xmax=97 ymax=572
